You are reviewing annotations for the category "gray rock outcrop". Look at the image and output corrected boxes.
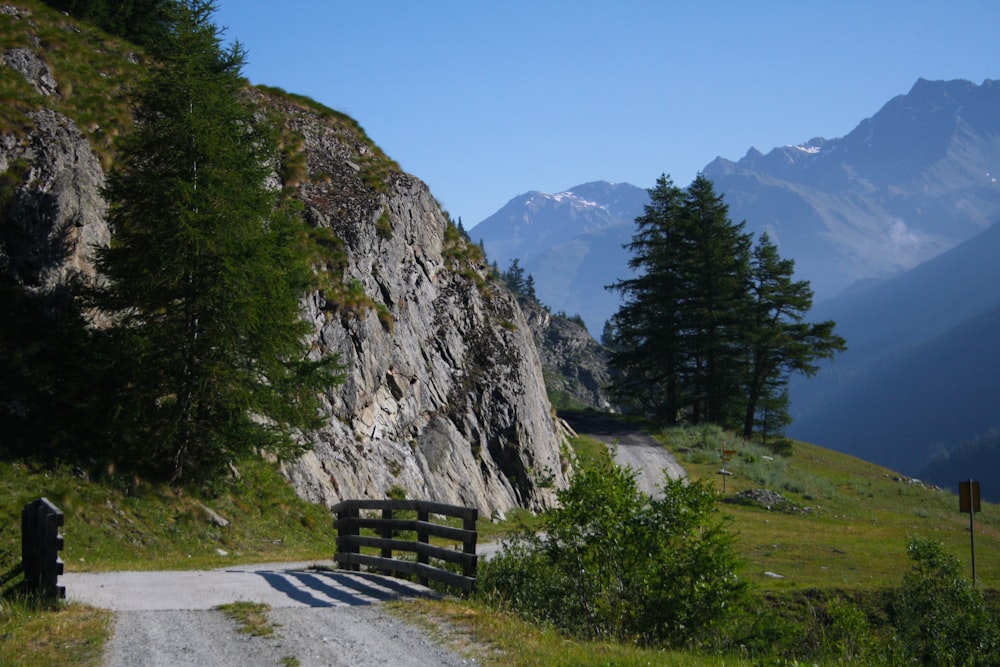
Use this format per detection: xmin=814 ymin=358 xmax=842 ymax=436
xmin=519 ymin=297 xmax=614 ymax=411
xmin=3 ymin=46 xmax=58 ymax=97
xmin=0 ymin=108 xmax=108 ymax=291
xmin=268 ymin=93 xmax=566 ymax=512
xmin=0 ymin=36 xmax=567 ymax=515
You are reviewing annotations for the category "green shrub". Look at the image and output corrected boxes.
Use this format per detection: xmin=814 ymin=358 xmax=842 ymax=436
xmin=477 ymin=461 xmax=747 ymax=648
xmin=889 ymin=537 xmax=1000 ymax=666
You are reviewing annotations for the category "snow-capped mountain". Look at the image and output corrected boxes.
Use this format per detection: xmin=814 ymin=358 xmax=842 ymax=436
xmin=704 ymin=78 xmax=1000 ymax=299
xmin=472 ymin=79 xmax=1000 ymax=336
xmin=472 ymin=181 xmax=648 ymax=333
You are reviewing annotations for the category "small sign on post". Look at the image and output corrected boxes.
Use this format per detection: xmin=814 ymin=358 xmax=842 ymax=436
xmin=718 ymin=449 xmax=737 ymax=494
xmin=959 ymin=479 xmax=980 ymax=586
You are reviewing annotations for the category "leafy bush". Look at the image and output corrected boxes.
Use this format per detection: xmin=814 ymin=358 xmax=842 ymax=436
xmin=477 ymin=461 xmax=747 ymax=648
xmin=889 ymin=537 xmax=1000 ymax=666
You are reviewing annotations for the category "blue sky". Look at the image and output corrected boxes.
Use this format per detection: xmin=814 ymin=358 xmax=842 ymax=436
xmin=213 ymin=1 xmax=999 ymax=227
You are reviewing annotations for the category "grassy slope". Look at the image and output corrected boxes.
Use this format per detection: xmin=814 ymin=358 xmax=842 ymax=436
xmin=680 ymin=437 xmax=1000 ymax=591
xmin=0 ymin=458 xmax=338 ymax=574
xmin=399 ymin=429 xmax=1000 ymax=666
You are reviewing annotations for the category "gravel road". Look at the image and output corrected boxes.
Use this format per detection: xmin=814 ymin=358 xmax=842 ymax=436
xmin=560 ymin=411 xmax=686 ymax=496
xmin=64 ymin=563 xmax=474 ymax=666
xmin=63 ymin=414 xmax=680 ymax=665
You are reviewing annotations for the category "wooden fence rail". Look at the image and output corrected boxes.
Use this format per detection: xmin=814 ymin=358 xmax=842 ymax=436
xmin=21 ymin=497 xmax=65 ymax=598
xmin=332 ymin=499 xmax=478 ymax=594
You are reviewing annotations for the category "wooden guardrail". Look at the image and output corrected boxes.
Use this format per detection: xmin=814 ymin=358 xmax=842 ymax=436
xmin=21 ymin=497 xmax=65 ymax=598
xmin=332 ymin=499 xmax=478 ymax=594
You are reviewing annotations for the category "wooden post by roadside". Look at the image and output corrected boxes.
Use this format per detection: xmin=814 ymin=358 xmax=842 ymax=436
xmin=416 ymin=507 xmax=429 ymax=586
xmin=959 ymin=479 xmax=981 ymax=586
xmin=21 ymin=498 xmax=65 ymax=598
xmin=462 ymin=508 xmax=478 ymax=582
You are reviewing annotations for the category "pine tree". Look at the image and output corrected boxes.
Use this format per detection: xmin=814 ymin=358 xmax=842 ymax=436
xmin=675 ymin=175 xmax=752 ymax=425
xmin=741 ymin=232 xmax=845 ymax=439
xmin=503 ymin=258 xmax=527 ymax=295
xmin=608 ymin=176 xmax=844 ymax=438
xmin=524 ymin=273 xmax=537 ymax=299
xmin=92 ymin=0 xmax=340 ymax=481
xmin=607 ymin=174 xmax=687 ymax=421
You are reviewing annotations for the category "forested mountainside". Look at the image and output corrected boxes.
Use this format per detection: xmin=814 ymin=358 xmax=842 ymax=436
xmin=0 ymin=1 xmax=567 ymax=513
xmin=789 ymin=220 xmax=1000 ymax=478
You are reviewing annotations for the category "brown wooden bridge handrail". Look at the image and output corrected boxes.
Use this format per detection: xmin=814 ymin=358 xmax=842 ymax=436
xmin=332 ymin=499 xmax=478 ymax=594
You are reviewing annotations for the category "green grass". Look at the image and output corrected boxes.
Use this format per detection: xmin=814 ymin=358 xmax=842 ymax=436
xmin=0 ymin=0 xmax=145 ymax=168
xmin=0 ymin=596 xmax=110 ymax=667
xmin=0 ymin=457 xmax=337 ymax=574
xmin=655 ymin=425 xmax=1000 ymax=591
xmin=215 ymin=601 xmax=275 ymax=637
xmin=394 ymin=598 xmax=752 ymax=667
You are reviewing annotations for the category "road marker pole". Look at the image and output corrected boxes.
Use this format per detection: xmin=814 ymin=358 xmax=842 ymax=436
xmin=959 ymin=479 xmax=980 ymax=586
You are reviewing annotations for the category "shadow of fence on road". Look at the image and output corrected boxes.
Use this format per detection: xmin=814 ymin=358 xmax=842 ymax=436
xmin=251 ymin=568 xmax=438 ymax=608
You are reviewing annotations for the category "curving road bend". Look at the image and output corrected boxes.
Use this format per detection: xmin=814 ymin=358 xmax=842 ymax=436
xmin=560 ymin=411 xmax=686 ymax=497
xmin=63 ymin=412 xmax=681 ymax=665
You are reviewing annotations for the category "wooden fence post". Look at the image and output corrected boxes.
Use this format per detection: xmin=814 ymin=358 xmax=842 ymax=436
xmin=416 ymin=507 xmax=429 ymax=586
xmin=462 ymin=508 xmax=478 ymax=583
xmin=21 ymin=498 xmax=65 ymax=598
xmin=380 ymin=506 xmax=394 ymax=576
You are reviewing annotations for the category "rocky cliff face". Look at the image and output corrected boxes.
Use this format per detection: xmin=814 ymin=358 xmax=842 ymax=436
xmin=518 ymin=298 xmax=614 ymax=412
xmin=267 ymin=94 xmax=567 ymax=513
xmin=0 ymin=6 xmax=566 ymax=515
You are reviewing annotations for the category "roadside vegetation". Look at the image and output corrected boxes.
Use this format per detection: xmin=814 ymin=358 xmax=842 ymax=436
xmin=6 ymin=424 xmax=1000 ymax=665
xmin=404 ymin=429 xmax=1000 ymax=665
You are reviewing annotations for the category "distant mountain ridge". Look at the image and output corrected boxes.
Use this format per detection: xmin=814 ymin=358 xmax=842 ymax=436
xmin=704 ymin=78 xmax=1000 ymax=298
xmin=474 ymin=182 xmax=647 ymax=333
xmin=788 ymin=219 xmax=1000 ymax=476
xmin=473 ymin=78 xmax=1000 ymax=333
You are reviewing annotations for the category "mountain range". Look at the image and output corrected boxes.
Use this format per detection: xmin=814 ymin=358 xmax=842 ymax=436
xmin=473 ymin=78 xmax=1000 ymax=333
xmin=473 ymin=78 xmax=1000 ymax=478
xmin=787 ymin=219 xmax=1000 ymax=480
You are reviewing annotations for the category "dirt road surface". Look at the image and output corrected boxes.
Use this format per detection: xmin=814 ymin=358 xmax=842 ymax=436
xmin=63 ymin=413 xmax=681 ymax=665
xmin=560 ymin=411 xmax=686 ymax=496
xmin=63 ymin=563 xmax=474 ymax=666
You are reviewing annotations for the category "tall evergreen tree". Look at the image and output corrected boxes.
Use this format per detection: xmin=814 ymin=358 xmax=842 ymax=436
xmin=608 ymin=175 xmax=844 ymax=439
xmin=524 ymin=273 xmax=537 ymax=300
xmin=92 ymin=0 xmax=340 ymax=481
xmin=607 ymin=175 xmax=686 ymax=421
xmin=741 ymin=232 xmax=845 ymax=439
xmin=503 ymin=257 xmax=527 ymax=295
xmin=675 ymin=175 xmax=752 ymax=425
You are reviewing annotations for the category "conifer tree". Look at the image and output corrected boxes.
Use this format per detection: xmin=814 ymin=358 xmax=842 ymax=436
xmin=607 ymin=174 xmax=686 ymax=421
xmin=93 ymin=0 xmax=340 ymax=481
xmin=524 ymin=273 xmax=537 ymax=300
xmin=503 ymin=257 xmax=527 ymax=295
xmin=675 ymin=175 xmax=752 ymax=425
xmin=608 ymin=175 xmax=844 ymax=438
xmin=742 ymin=232 xmax=845 ymax=439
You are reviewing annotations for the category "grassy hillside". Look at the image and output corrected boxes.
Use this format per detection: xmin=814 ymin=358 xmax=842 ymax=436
xmin=0 ymin=458 xmax=338 ymax=575
xmin=658 ymin=425 xmax=1000 ymax=591
xmin=2 ymin=424 xmax=998 ymax=665
xmin=401 ymin=428 xmax=1000 ymax=665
